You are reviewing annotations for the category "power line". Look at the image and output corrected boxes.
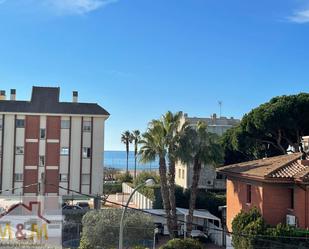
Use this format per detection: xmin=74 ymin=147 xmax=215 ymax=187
xmin=0 ymin=182 xmax=38 ymax=194
xmin=1 ymin=182 xmax=308 ymax=242
xmin=46 ymin=183 xmax=309 ymax=241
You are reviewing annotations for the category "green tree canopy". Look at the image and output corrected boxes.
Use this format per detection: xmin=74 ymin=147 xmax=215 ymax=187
xmin=79 ymin=209 xmax=154 ymax=249
xmin=221 ymin=93 xmax=309 ymax=164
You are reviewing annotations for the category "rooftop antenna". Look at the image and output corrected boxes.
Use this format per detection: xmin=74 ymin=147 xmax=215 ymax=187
xmin=218 ymin=101 xmax=222 ymax=117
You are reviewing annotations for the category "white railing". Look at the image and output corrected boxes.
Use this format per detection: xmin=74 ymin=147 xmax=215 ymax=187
xmin=122 ymin=183 xmax=153 ymax=209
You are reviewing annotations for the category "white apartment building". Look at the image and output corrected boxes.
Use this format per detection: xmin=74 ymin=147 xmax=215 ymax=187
xmin=176 ymin=113 xmax=240 ymax=190
xmin=0 ymin=87 xmax=109 ymax=197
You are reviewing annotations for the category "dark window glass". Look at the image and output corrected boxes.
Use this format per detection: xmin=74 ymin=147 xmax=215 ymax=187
xmin=40 ymin=128 xmax=46 ymax=139
xmin=247 ymin=184 xmax=252 ymax=204
xmin=290 ymin=188 xmax=294 ymax=209
xmin=16 ymin=119 xmax=25 ymax=128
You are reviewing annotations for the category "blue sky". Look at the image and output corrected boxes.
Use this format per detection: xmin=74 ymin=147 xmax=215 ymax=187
xmin=0 ymin=0 xmax=309 ymax=150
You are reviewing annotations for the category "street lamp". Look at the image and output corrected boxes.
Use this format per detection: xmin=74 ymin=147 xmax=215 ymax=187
xmin=118 ymin=178 xmax=155 ymax=249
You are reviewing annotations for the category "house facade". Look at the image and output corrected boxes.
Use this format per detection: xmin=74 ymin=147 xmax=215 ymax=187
xmin=218 ymin=153 xmax=309 ymax=232
xmin=0 ymin=87 xmax=109 ymax=197
xmin=175 ymin=113 xmax=240 ymax=190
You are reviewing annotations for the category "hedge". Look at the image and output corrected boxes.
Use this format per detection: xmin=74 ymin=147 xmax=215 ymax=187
xmin=103 ymin=183 xmax=122 ymax=194
xmin=143 ymin=185 xmax=225 ymax=217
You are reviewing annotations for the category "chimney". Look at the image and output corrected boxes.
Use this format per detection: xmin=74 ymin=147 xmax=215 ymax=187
xmin=0 ymin=90 xmax=6 ymax=101
xmin=10 ymin=89 xmax=16 ymax=100
xmin=73 ymin=91 xmax=78 ymax=103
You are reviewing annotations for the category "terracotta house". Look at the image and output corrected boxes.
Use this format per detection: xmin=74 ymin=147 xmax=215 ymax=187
xmin=218 ymin=153 xmax=309 ymax=232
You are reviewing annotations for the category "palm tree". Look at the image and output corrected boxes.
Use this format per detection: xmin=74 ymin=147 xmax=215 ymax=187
xmin=121 ymin=130 xmax=133 ymax=173
xmin=180 ymin=122 xmax=223 ymax=235
xmin=139 ymin=121 xmax=173 ymax=236
xmin=161 ymin=111 xmax=187 ymax=237
xmin=132 ymin=130 xmax=141 ymax=179
xmin=140 ymin=111 xmax=187 ymax=238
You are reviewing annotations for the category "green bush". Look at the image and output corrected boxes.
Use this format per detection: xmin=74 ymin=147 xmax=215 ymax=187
xmin=159 ymin=238 xmax=203 ymax=249
xmin=133 ymin=171 xmax=160 ymax=187
xmin=151 ymin=185 xmax=226 ymax=217
xmin=232 ymin=208 xmax=309 ymax=249
xmin=232 ymin=208 xmax=265 ymax=249
xmin=79 ymin=209 xmax=154 ymax=249
xmin=103 ymin=182 xmax=122 ymax=194
xmin=116 ymin=172 xmax=133 ymax=183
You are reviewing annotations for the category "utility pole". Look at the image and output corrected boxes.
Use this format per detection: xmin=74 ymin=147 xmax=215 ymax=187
xmin=94 ymin=194 xmax=102 ymax=210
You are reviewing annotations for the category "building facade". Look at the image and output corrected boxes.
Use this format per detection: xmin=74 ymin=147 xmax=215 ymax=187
xmin=218 ymin=153 xmax=309 ymax=232
xmin=175 ymin=113 xmax=240 ymax=190
xmin=0 ymin=87 xmax=109 ymax=196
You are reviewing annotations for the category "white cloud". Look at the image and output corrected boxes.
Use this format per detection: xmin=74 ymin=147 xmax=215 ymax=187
xmin=288 ymin=9 xmax=309 ymax=23
xmin=45 ymin=0 xmax=117 ymax=15
xmin=0 ymin=0 xmax=117 ymax=15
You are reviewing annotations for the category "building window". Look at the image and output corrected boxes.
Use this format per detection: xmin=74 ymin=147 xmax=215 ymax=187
xmin=16 ymin=146 xmax=24 ymax=155
xmin=40 ymin=128 xmax=46 ymax=139
xmin=83 ymin=147 xmax=91 ymax=158
xmin=81 ymin=174 xmax=90 ymax=185
xmin=0 ymin=118 xmax=2 ymax=129
xmin=14 ymin=173 xmax=23 ymax=182
xmin=0 ymin=146 xmax=2 ymax=157
xmin=246 ymin=184 xmax=252 ymax=204
xmin=178 ymin=169 xmax=181 ymax=178
xmin=39 ymin=156 xmax=45 ymax=167
xmin=83 ymin=121 xmax=92 ymax=132
xmin=16 ymin=119 xmax=25 ymax=128
xmin=60 ymin=147 xmax=69 ymax=155
xmin=290 ymin=188 xmax=294 ymax=209
xmin=60 ymin=174 xmax=68 ymax=182
xmin=182 ymin=169 xmax=185 ymax=179
xmin=61 ymin=120 xmax=70 ymax=129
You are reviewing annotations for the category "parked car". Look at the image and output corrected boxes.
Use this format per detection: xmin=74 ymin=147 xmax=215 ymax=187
xmin=62 ymin=205 xmax=82 ymax=210
xmin=77 ymin=202 xmax=90 ymax=209
xmin=191 ymin=230 xmax=208 ymax=238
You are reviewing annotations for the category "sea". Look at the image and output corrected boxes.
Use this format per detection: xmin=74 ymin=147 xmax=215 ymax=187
xmin=104 ymin=151 xmax=159 ymax=171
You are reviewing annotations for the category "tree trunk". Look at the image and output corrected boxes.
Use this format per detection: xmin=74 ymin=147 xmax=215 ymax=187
xmin=134 ymin=144 xmax=138 ymax=179
xmin=134 ymin=154 xmax=137 ymax=179
xmin=159 ymin=157 xmax=173 ymax=237
xmin=168 ymin=159 xmax=178 ymax=238
xmin=276 ymin=129 xmax=287 ymax=154
xmin=126 ymin=142 xmax=129 ymax=173
xmin=187 ymin=157 xmax=202 ymax=236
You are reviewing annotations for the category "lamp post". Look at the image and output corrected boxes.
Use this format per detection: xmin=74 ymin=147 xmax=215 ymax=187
xmin=118 ymin=178 xmax=155 ymax=249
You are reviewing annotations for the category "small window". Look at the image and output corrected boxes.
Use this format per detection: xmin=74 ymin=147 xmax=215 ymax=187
xmin=83 ymin=147 xmax=91 ymax=158
xmin=16 ymin=119 xmax=25 ymax=128
xmin=83 ymin=121 xmax=91 ymax=132
xmin=61 ymin=147 xmax=69 ymax=155
xmin=39 ymin=156 xmax=45 ymax=167
xmin=182 ymin=169 xmax=185 ymax=179
xmin=60 ymin=174 xmax=68 ymax=182
xmin=81 ymin=174 xmax=90 ymax=185
xmin=0 ymin=146 xmax=2 ymax=157
xmin=290 ymin=188 xmax=294 ymax=209
xmin=0 ymin=118 xmax=2 ymax=129
xmin=178 ymin=169 xmax=181 ymax=178
xmin=16 ymin=146 xmax=24 ymax=155
xmin=40 ymin=128 xmax=46 ymax=139
xmin=61 ymin=120 xmax=70 ymax=129
xmin=14 ymin=173 xmax=23 ymax=182
xmin=246 ymin=184 xmax=252 ymax=204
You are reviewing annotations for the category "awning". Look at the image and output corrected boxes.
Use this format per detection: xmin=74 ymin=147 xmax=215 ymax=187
xmin=144 ymin=208 xmax=221 ymax=222
xmin=176 ymin=208 xmax=221 ymax=222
